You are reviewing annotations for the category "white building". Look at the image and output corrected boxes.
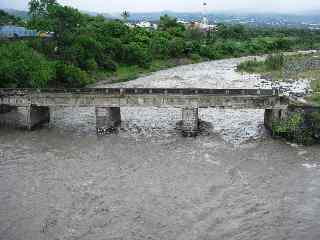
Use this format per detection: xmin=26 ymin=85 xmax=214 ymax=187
xmin=136 ymin=21 xmax=158 ymax=30
xmin=190 ymin=21 xmax=217 ymax=31
xmin=125 ymin=22 xmax=135 ymax=29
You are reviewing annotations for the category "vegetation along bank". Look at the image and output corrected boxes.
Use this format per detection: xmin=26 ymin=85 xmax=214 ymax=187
xmin=1 ymin=0 xmax=320 ymax=88
xmin=237 ymin=53 xmax=320 ymax=144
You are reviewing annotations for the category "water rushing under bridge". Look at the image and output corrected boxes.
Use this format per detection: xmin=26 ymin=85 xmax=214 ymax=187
xmin=0 ymin=88 xmax=289 ymax=135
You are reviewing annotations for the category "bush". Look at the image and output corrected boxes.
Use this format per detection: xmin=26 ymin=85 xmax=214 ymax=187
xmin=83 ymin=58 xmax=98 ymax=72
xmin=55 ymin=62 xmax=94 ymax=87
xmin=274 ymin=38 xmax=291 ymax=50
xmin=65 ymin=35 xmax=103 ymax=70
xmin=150 ymin=37 xmax=170 ymax=59
xmin=168 ymin=38 xmax=185 ymax=57
xmin=123 ymin=42 xmax=152 ymax=68
xmin=199 ymin=45 xmax=224 ymax=60
xmin=265 ymin=53 xmax=285 ymax=71
xmin=272 ymin=113 xmax=315 ymax=145
xmin=236 ymin=54 xmax=285 ymax=73
xmin=98 ymin=56 xmax=118 ymax=71
xmin=306 ymin=111 xmax=320 ymax=140
xmin=0 ymin=42 xmax=55 ymax=88
xmin=236 ymin=59 xmax=264 ymax=72
xmin=189 ymin=53 xmax=202 ymax=62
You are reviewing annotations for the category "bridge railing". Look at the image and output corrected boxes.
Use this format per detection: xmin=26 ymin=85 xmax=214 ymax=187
xmin=0 ymin=88 xmax=280 ymax=97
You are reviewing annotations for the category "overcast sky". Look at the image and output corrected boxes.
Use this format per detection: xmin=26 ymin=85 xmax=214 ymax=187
xmin=1 ymin=0 xmax=320 ymax=13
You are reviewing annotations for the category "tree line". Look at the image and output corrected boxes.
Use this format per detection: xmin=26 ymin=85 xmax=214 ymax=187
xmin=1 ymin=0 xmax=320 ymax=88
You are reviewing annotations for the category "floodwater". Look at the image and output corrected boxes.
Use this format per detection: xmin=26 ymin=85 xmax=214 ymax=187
xmin=1 ymin=57 xmax=320 ymax=240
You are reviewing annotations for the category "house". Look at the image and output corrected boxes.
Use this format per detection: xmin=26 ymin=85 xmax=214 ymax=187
xmin=125 ymin=22 xmax=135 ymax=29
xmin=0 ymin=25 xmax=37 ymax=38
xmin=136 ymin=21 xmax=158 ymax=30
xmin=189 ymin=21 xmax=217 ymax=32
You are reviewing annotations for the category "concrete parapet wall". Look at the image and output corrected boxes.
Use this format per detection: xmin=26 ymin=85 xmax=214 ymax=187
xmin=0 ymin=88 xmax=287 ymax=109
xmin=0 ymin=104 xmax=13 ymax=114
xmin=0 ymin=88 xmax=280 ymax=96
xmin=0 ymin=106 xmax=28 ymax=128
xmin=0 ymin=94 xmax=287 ymax=109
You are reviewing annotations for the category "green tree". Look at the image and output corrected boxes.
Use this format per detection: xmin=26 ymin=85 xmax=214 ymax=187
xmin=121 ymin=11 xmax=130 ymax=22
xmin=28 ymin=0 xmax=57 ymax=30
xmin=28 ymin=0 xmax=57 ymax=18
xmin=0 ymin=42 xmax=55 ymax=88
xmin=0 ymin=10 xmax=24 ymax=26
xmin=159 ymin=14 xmax=178 ymax=31
xmin=123 ymin=42 xmax=152 ymax=68
xmin=168 ymin=38 xmax=185 ymax=57
xmin=55 ymin=62 xmax=93 ymax=87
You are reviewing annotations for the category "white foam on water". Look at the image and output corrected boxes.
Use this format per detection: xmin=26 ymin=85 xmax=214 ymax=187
xmin=302 ymin=163 xmax=318 ymax=169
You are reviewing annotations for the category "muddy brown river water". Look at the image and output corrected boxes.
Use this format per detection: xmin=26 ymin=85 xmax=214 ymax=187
xmin=1 ymin=57 xmax=320 ymax=240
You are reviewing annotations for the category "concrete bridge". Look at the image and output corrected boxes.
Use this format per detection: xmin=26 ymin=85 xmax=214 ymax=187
xmin=0 ymin=88 xmax=289 ymax=135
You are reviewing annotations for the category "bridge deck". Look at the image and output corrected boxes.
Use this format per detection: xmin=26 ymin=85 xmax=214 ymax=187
xmin=0 ymin=88 xmax=287 ymax=109
xmin=0 ymin=88 xmax=279 ymax=96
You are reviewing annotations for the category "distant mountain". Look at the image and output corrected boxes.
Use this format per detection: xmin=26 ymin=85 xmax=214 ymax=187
xmin=125 ymin=11 xmax=320 ymax=28
xmin=2 ymin=9 xmax=29 ymax=20
xmin=81 ymin=10 xmax=116 ymax=19
xmin=0 ymin=9 xmax=26 ymax=26
xmin=2 ymin=8 xmax=320 ymax=29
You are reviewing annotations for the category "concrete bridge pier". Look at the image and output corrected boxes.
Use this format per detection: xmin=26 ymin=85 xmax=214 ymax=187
xmin=0 ymin=105 xmax=50 ymax=130
xmin=95 ymin=107 xmax=121 ymax=134
xmin=264 ymin=108 xmax=288 ymax=131
xmin=181 ymin=108 xmax=199 ymax=136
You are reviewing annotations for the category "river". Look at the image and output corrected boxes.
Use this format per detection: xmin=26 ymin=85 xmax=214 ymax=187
xmin=0 ymin=57 xmax=319 ymax=240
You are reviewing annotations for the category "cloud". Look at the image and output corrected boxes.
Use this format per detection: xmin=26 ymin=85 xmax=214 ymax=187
xmin=1 ymin=0 xmax=320 ymax=13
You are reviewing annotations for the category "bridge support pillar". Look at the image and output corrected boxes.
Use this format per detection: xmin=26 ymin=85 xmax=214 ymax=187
xmin=95 ymin=107 xmax=121 ymax=134
xmin=0 ymin=105 xmax=50 ymax=130
xmin=181 ymin=108 xmax=199 ymax=136
xmin=264 ymin=108 xmax=288 ymax=131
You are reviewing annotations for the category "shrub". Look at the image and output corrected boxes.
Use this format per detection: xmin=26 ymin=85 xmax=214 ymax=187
xmin=83 ymin=58 xmax=98 ymax=72
xmin=272 ymin=113 xmax=314 ymax=145
xmin=306 ymin=111 xmax=320 ymax=140
xmin=189 ymin=53 xmax=202 ymax=62
xmin=199 ymin=45 xmax=223 ymax=60
xmin=150 ymin=37 xmax=170 ymax=59
xmin=236 ymin=59 xmax=264 ymax=72
xmin=0 ymin=42 xmax=55 ymax=88
xmin=55 ymin=62 xmax=94 ymax=87
xmin=98 ymin=56 xmax=118 ymax=71
xmin=168 ymin=38 xmax=185 ymax=58
xmin=65 ymin=35 xmax=103 ymax=70
xmin=123 ymin=42 xmax=152 ymax=68
xmin=265 ymin=53 xmax=285 ymax=71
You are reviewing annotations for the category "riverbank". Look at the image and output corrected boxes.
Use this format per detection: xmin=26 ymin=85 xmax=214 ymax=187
xmin=234 ymin=52 xmax=320 ymax=144
xmin=92 ymin=58 xmax=204 ymax=85
xmin=92 ymin=50 xmax=318 ymax=87
xmin=236 ymin=51 xmax=319 ymax=103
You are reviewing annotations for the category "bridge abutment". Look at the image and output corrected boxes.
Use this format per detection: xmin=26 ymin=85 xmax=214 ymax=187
xmin=0 ymin=105 xmax=50 ymax=129
xmin=95 ymin=107 xmax=121 ymax=134
xmin=181 ymin=108 xmax=199 ymax=136
xmin=264 ymin=108 xmax=288 ymax=131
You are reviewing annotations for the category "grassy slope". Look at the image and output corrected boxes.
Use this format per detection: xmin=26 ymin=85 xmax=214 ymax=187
xmin=237 ymin=53 xmax=320 ymax=105
xmin=92 ymin=58 xmax=202 ymax=84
